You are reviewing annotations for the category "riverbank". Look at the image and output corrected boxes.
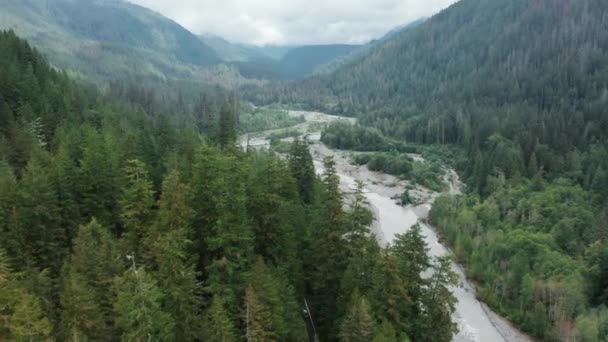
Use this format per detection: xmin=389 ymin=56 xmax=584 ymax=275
xmin=240 ymin=109 xmax=533 ymax=342
xmin=309 ymin=140 xmax=532 ymax=342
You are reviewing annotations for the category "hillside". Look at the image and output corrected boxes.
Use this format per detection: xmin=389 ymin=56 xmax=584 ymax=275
xmin=0 ymin=0 xmax=222 ymax=81
xmin=313 ymin=17 xmax=427 ymax=76
xmin=0 ymin=30 xmax=461 ymax=342
xmin=243 ymin=0 xmax=608 ymax=339
xmin=199 ymin=34 xmax=361 ymax=80
xmin=279 ymin=44 xmax=360 ymax=79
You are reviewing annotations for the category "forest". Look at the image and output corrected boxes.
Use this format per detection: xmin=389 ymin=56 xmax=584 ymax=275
xmin=0 ymin=30 xmax=461 ymax=341
xmin=243 ymin=0 xmax=608 ymax=340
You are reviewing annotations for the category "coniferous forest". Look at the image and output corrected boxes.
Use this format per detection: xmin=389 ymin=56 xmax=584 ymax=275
xmin=2 ymin=0 xmax=608 ymax=340
xmin=243 ymin=0 xmax=608 ymax=340
xmin=0 ymin=30 xmax=459 ymax=341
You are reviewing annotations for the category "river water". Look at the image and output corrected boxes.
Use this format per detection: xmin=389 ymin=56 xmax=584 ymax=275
xmin=242 ymin=110 xmax=532 ymax=342
xmin=315 ymin=162 xmax=521 ymax=342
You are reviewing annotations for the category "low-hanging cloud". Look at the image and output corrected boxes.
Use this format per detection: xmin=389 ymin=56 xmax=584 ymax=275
xmin=127 ymin=0 xmax=458 ymax=46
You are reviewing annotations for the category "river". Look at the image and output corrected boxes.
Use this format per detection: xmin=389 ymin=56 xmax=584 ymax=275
xmin=241 ymin=110 xmax=532 ymax=342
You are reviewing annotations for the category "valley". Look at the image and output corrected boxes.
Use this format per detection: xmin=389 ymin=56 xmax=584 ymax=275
xmin=241 ymin=110 xmax=533 ymax=341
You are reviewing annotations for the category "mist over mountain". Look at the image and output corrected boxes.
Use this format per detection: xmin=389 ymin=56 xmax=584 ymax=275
xmin=0 ymin=0 xmax=225 ymax=81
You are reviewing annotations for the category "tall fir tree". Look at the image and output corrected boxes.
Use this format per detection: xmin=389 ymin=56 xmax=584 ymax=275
xmin=288 ymin=138 xmax=316 ymax=204
xmin=202 ymin=296 xmax=238 ymax=342
xmin=59 ymin=218 xmax=122 ymax=341
xmin=338 ymin=290 xmax=375 ymax=342
xmin=242 ymin=284 xmax=276 ymax=342
xmin=150 ymin=170 xmax=202 ymax=341
xmin=119 ymin=159 xmax=155 ymax=259
xmin=113 ymin=266 xmax=175 ymax=342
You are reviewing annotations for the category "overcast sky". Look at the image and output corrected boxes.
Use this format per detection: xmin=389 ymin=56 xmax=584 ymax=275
xmin=126 ymin=0 xmax=458 ymax=46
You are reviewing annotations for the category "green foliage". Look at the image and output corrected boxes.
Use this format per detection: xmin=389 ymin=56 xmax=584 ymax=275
xmin=113 ymin=267 xmax=176 ymax=342
xmin=0 ymin=31 xmax=464 ymax=342
xmin=0 ymin=249 xmax=53 ymax=341
xmin=431 ymin=179 xmax=604 ymax=339
xmin=240 ymin=107 xmax=305 ymax=133
xmin=203 ymin=296 xmax=238 ymax=342
xmin=60 ymin=219 xmax=121 ymax=341
xmin=242 ymin=284 xmax=276 ymax=342
xmin=339 ymin=290 xmax=375 ymax=342
xmin=120 ymin=159 xmax=155 ymax=257
xmin=0 ymin=0 xmax=222 ymax=83
xmin=288 ymin=137 xmax=316 ymax=204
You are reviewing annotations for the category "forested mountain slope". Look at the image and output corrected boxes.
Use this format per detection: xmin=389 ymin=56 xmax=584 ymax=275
xmin=0 ymin=0 xmax=222 ymax=81
xmin=0 ymin=30 xmax=459 ymax=342
xmin=259 ymin=0 xmax=608 ymax=340
xmin=280 ymin=44 xmax=360 ymax=79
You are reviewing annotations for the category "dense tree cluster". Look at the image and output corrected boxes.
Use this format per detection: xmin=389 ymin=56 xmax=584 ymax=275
xmin=244 ymin=1 xmax=608 ymax=340
xmin=0 ymin=30 xmax=459 ymax=341
xmin=431 ymin=179 xmax=608 ymax=340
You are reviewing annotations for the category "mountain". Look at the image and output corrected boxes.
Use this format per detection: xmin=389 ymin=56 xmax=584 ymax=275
xmin=376 ymin=17 xmax=427 ymax=42
xmin=199 ymin=34 xmax=273 ymax=62
xmin=0 ymin=0 xmax=222 ymax=81
xmin=244 ymin=0 xmax=608 ymax=339
xmin=312 ymin=18 xmax=427 ymax=76
xmin=199 ymin=34 xmax=360 ymax=80
xmin=279 ymin=44 xmax=360 ymax=79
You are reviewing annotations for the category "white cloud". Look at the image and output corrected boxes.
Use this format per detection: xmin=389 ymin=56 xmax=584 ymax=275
xmin=127 ymin=0 xmax=458 ymax=45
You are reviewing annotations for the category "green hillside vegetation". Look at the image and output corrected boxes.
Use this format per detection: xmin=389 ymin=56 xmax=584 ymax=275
xmin=245 ymin=0 xmax=608 ymax=339
xmin=280 ymin=44 xmax=360 ymax=79
xmin=0 ymin=30 xmax=460 ymax=342
xmin=0 ymin=0 xmax=223 ymax=82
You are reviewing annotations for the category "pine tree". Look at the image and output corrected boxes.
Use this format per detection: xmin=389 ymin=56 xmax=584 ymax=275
xmin=309 ymin=156 xmax=346 ymax=339
xmin=339 ymin=290 xmax=375 ymax=342
xmin=391 ymin=224 xmax=430 ymax=296
xmin=415 ymin=256 xmax=458 ymax=342
xmin=78 ymin=127 xmax=121 ymax=226
xmin=217 ymin=102 xmax=237 ymax=150
xmin=206 ymin=155 xmax=254 ymax=308
xmin=202 ymin=296 xmax=238 ymax=342
xmin=16 ymin=149 xmax=65 ymax=271
xmin=113 ymin=266 xmax=175 ymax=342
xmin=242 ymin=284 xmax=276 ymax=342
xmin=120 ymin=159 xmax=155 ymax=259
xmin=0 ymin=160 xmax=19 ymax=261
xmin=60 ymin=268 xmax=106 ymax=340
xmin=248 ymin=257 xmax=306 ymax=341
xmin=372 ymin=320 xmax=404 ymax=342
xmin=288 ymin=138 xmax=316 ymax=204
xmin=52 ymin=144 xmax=81 ymax=246
xmin=246 ymin=154 xmax=301 ymax=273
xmin=0 ymin=249 xmax=53 ymax=341
xmin=59 ymin=219 xmax=121 ymax=341
xmin=150 ymin=171 xmax=202 ymax=341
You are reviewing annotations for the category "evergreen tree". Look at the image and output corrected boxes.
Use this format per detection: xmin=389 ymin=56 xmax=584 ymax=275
xmin=248 ymin=257 xmax=306 ymax=341
xmin=217 ymin=102 xmax=237 ymax=150
xmin=150 ymin=171 xmax=202 ymax=341
xmin=113 ymin=266 xmax=175 ymax=342
xmin=78 ymin=128 xmax=122 ymax=226
xmin=372 ymin=320 xmax=404 ymax=342
xmin=0 ymin=249 xmax=53 ymax=341
xmin=0 ymin=160 xmax=19 ymax=261
xmin=415 ymin=256 xmax=458 ymax=342
xmin=202 ymin=296 xmax=238 ymax=342
xmin=391 ymin=224 xmax=430 ymax=297
xmin=16 ymin=149 xmax=65 ymax=271
xmin=338 ymin=290 xmax=375 ymax=342
xmin=309 ymin=156 xmax=346 ymax=339
xmin=288 ymin=138 xmax=316 ymax=204
xmin=242 ymin=284 xmax=276 ymax=342
xmin=119 ymin=159 xmax=155 ymax=258
xmin=59 ymin=218 xmax=121 ymax=340
xmin=205 ymin=154 xmax=254 ymax=308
